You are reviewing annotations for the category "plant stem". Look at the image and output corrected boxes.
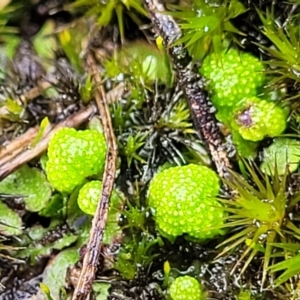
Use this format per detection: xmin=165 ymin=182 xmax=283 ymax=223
xmin=71 ymin=52 xmax=118 ymax=300
xmin=143 ymin=0 xmax=233 ymax=179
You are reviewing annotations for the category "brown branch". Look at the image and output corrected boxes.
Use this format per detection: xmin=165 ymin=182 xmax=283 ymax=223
xmin=0 ymin=126 xmax=39 ymax=164
xmin=143 ymin=0 xmax=233 ymax=179
xmin=0 ymin=105 xmax=97 ymax=180
xmin=71 ymin=53 xmax=118 ymax=300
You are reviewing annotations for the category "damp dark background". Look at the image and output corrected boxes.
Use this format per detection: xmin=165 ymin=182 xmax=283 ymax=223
xmin=0 ymin=0 xmax=300 ymax=300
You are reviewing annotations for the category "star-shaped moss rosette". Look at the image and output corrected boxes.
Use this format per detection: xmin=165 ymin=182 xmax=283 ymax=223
xmin=217 ymin=161 xmax=300 ymax=286
xmin=256 ymin=8 xmax=300 ymax=87
xmin=170 ymin=0 xmax=247 ymax=60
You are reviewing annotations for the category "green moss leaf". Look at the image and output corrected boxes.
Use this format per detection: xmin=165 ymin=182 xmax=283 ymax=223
xmin=92 ymin=282 xmax=111 ymax=300
xmin=33 ymin=21 xmax=57 ymax=66
xmin=0 ymin=165 xmax=52 ymax=212
xmin=269 ymin=251 xmax=300 ymax=286
xmin=19 ymin=231 xmax=78 ymax=264
xmin=57 ymin=20 xmax=90 ymax=73
xmin=171 ymin=0 xmax=246 ymax=59
xmin=31 ymin=117 xmax=51 ymax=148
xmin=0 ymin=201 xmax=22 ymax=236
xmin=260 ymin=138 xmax=300 ymax=175
xmin=103 ymin=214 xmax=122 ymax=245
xmin=66 ymin=185 xmax=86 ymax=225
xmin=40 ymin=283 xmax=55 ymax=300
xmin=42 ymin=249 xmax=79 ymax=300
xmin=39 ymin=194 xmax=64 ymax=218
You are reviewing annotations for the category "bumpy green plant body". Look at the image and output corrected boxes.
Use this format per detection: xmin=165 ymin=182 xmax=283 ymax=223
xmin=78 ymin=180 xmax=102 ymax=215
xmin=231 ymin=97 xmax=287 ymax=141
xmin=169 ymin=276 xmax=202 ymax=300
xmin=231 ymin=130 xmax=258 ymax=159
xmin=46 ymin=128 xmax=107 ymax=193
xmin=148 ymin=164 xmax=224 ymax=241
xmin=77 ymin=180 xmax=122 ymax=215
xmin=200 ymin=48 xmax=265 ymax=108
xmin=260 ymin=138 xmax=300 ymax=175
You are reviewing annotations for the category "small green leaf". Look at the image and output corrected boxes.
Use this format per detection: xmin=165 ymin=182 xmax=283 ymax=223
xmin=123 ymin=133 xmax=147 ymax=167
xmin=228 ymin=0 xmax=247 ymax=18
xmin=42 ymin=249 xmax=79 ymax=300
xmin=270 ymin=243 xmax=300 ymax=252
xmin=28 ymin=225 xmax=48 ymax=241
xmin=2 ymin=34 xmax=20 ymax=59
xmin=52 ymin=234 xmax=78 ymax=250
xmin=103 ymin=215 xmax=122 ymax=245
xmin=0 ymin=201 xmax=22 ymax=236
xmin=163 ymin=260 xmax=171 ymax=287
xmin=269 ymin=251 xmax=300 ymax=285
xmin=39 ymin=154 xmax=48 ymax=173
xmin=31 ymin=117 xmax=51 ymax=148
xmin=237 ymin=290 xmax=252 ymax=300
xmin=33 ymin=21 xmax=57 ymax=63
xmin=92 ymin=282 xmax=111 ymax=300
xmin=19 ymin=231 xmax=78 ymax=264
xmin=80 ymin=75 xmax=94 ymax=103
xmin=260 ymin=138 xmax=300 ymax=175
xmin=87 ymin=116 xmax=104 ymax=134
xmin=6 ymin=98 xmax=22 ymax=113
xmin=40 ymin=283 xmax=55 ymax=300
xmin=58 ymin=27 xmax=85 ymax=73
xmin=0 ymin=165 xmax=52 ymax=212
xmin=39 ymin=194 xmax=64 ymax=218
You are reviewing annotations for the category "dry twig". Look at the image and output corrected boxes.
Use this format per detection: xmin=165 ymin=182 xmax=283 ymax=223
xmin=0 ymin=105 xmax=97 ymax=180
xmin=0 ymin=126 xmax=39 ymax=164
xmin=71 ymin=53 xmax=118 ymax=300
xmin=143 ymin=0 xmax=232 ymax=179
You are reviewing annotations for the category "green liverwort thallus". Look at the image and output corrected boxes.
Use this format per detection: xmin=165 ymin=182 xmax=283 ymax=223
xmin=231 ymin=96 xmax=287 ymax=142
xmin=46 ymin=128 xmax=107 ymax=193
xmin=169 ymin=276 xmax=202 ymax=300
xmin=200 ymin=48 xmax=265 ymax=108
xmin=148 ymin=164 xmax=224 ymax=241
xmin=77 ymin=180 xmax=122 ymax=215
xmin=200 ymin=47 xmax=288 ymax=156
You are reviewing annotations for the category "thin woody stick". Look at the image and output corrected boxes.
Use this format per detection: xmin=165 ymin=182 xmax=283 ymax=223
xmin=71 ymin=53 xmax=118 ymax=300
xmin=143 ymin=0 xmax=233 ymax=179
xmin=0 ymin=80 xmax=124 ymax=165
xmin=0 ymin=105 xmax=97 ymax=180
xmin=0 ymin=126 xmax=39 ymax=163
